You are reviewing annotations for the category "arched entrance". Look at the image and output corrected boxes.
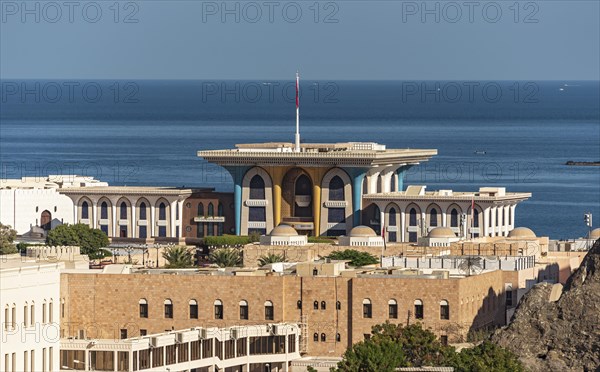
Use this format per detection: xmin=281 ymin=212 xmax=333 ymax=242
xmin=40 ymin=210 xmax=52 ymax=230
xmin=281 ymin=168 xmax=314 ymax=233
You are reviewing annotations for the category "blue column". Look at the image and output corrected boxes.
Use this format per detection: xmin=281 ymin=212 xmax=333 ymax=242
xmin=224 ymin=166 xmax=249 ymax=236
xmin=344 ymin=168 xmax=368 ymax=227
xmin=396 ymin=165 xmax=412 ymax=192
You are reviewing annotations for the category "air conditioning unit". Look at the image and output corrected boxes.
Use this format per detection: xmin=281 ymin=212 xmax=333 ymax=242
xmin=176 ymin=330 xmax=198 ymax=344
xmin=270 ymin=325 xmax=280 ymax=335
xmin=230 ymin=329 xmax=239 ymax=339
xmin=200 ymin=328 xmax=208 ymax=339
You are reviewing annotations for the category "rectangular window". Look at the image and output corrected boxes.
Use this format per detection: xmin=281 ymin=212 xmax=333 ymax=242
xmin=165 ymin=345 xmax=176 ymax=365
xmin=11 ymin=307 xmax=16 ymax=329
xmin=190 ymin=341 xmax=201 ymax=360
xmin=237 ymin=338 xmax=247 ymax=357
xmin=100 ymin=225 xmax=109 ymax=235
xmin=215 ymin=305 xmax=223 ymax=319
xmin=506 ymin=290 xmax=513 ymax=307
xmin=178 ymin=342 xmax=189 ymax=362
xmin=248 ymin=207 xmax=266 ymax=222
xmin=120 ymin=329 xmax=127 ymax=339
xmin=30 ymin=350 xmax=35 ymax=372
xmin=12 ymin=353 xmax=16 ymax=372
xmin=202 ymin=339 xmax=213 ymax=358
xmin=363 ymin=304 xmax=372 ymax=318
xmin=240 ymin=305 xmax=248 ymax=320
xmin=265 ymin=306 xmax=274 ymax=321
xmin=164 ymin=304 xmax=173 ymax=319
xmin=138 ymin=226 xmax=147 ymax=239
xmin=441 ymin=335 xmax=448 ymax=346
xmin=415 ymin=304 xmax=424 ymax=319
xmin=140 ymin=329 xmax=147 ymax=336
xmin=138 ymin=350 xmax=150 ymax=370
xmin=152 ymin=347 xmax=164 ymax=367
xmin=49 ymin=347 xmax=53 ymax=372
xmin=327 ymin=208 xmax=345 ymax=223
xmin=139 ymin=304 xmax=148 ymax=318
xmin=196 ymin=223 xmax=204 ymax=238
xmin=440 ymin=305 xmax=450 ymax=320
xmin=24 ymin=351 xmax=28 ymax=372
xmin=42 ymin=348 xmax=46 ymax=372
xmin=190 ymin=304 xmax=198 ymax=319
xmin=117 ymin=352 xmax=128 ymax=372
xmin=91 ymin=351 xmax=114 ymax=371
xmin=158 ymin=226 xmax=167 ymax=237
xmin=5 ymin=354 xmax=9 ymax=372
xmin=389 ymin=304 xmax=398 ymax=319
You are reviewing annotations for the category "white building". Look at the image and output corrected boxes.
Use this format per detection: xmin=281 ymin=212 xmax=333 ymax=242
xmin=0 ymin=176 xmax=107 ymax=236
xmin=260 ymin=225 xmax=308 ymax=246
xmin=1 ymin=255 xmax=63 ymax=372
xmin=338 ymin=225 xmax=385 ymax=247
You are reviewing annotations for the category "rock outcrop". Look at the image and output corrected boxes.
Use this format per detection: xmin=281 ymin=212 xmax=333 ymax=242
xmin=492 ymin=239 xmax=600 ymax=372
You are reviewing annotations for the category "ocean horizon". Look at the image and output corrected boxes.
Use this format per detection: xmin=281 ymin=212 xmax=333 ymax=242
xmin=1 ymin=80 xmax=599 ymax=239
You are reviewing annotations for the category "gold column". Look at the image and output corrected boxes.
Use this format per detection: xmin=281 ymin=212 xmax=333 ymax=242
xmin=312 ymin=183 xmax=321 ymax=236
xmin=272 ymin=168 xmax=284 ymax=226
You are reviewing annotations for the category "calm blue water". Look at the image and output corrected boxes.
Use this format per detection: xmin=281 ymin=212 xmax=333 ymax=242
xmin=1 ymin=80 xmax=599 ymax=239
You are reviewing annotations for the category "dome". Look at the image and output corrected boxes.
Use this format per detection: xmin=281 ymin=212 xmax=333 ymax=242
xmin=268 ymin=224 xmax=298 ymax=237
xmin=508 ymin=227 xmax=536 ymax=238
xmin=348 ymin=225 xmax=377 ymax=237
xmin=427 ymin=227 xmax=456 ymax=238
xmin=590 ymin=228 xmax=600 ymax=240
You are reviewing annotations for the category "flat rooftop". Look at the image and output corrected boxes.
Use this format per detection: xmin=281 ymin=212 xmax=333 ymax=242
xmin=198 ymin=142 xmax=437 ymax=167
xmin=364 ymin=186 xmax=531 ymax=201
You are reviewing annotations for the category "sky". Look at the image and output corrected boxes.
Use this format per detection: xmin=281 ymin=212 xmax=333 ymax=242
xmin=1 ymin=0 xmax=599 ymax=80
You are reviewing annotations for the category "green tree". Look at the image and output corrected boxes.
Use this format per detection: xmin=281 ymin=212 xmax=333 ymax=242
xmin=334 ymin=322 xmax=523 ymax=372
xmin=162 ymin=246 xmax=194 ymax=268
xmin=450 ymin=341 xmax=525 ymax=372
xmin=0 ymin=223 xmax=18 ymax=255
xmin=46 ymin=223 xmax=109 ymax=259
xmin=209 ymin=247 xmax=243 ymax=267
xmin=258 ymin=253 xmax=287 ymax=266
xmin=327 ymin=249 xmax=379 ymax=267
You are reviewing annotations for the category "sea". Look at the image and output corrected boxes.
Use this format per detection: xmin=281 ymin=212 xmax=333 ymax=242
xmin=1 ymin=80 xmax=599 ymax=239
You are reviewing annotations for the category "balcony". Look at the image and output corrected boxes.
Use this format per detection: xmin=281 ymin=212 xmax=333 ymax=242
xmin=194 ymin=216 xmax=226 ymax=223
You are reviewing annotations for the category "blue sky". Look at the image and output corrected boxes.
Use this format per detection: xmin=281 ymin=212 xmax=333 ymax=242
xmin=1 ymin=0 xmax=599 ymax=80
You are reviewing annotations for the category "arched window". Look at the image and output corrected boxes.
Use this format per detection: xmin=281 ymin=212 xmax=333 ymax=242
xmin=336 ymin=301 xmax=341 ymax=310
xmin=313 ymin=333 xmax=319 ymax=342
xmin=30 ymin=302 xmax=35 ymax=326
xmin=389 ymin=207 xmax=397 ymax=225
xmin=159 ymin=203 xmax=166 ymax=220
xmin=313 ymin=268 xmax=318 ymax=276
xmin=139 ymin=202 xmax=147 ymax=220
xmin=414 ymin=299 xmax=424 ymax=319
xmin=409 ymin=208 xmax=417 ymax=226
xmin=297 ymin=300 xmax=302 ymax=310
xmin=81 ymin=201 xmax=89 ymax=219
xmin=214 ymin=300 xmax=223 ymax=319
xmin=430 ymin=208 xmax=438 ymax=227
xmin=208 ymin=203 xmax=214 ymax=217
xmin=473 ymin=209 xmax=480 ymax=227
xmin=198 ymin=203 xmax=204 ymax=216
xmin=509 ymin=207 xmax=512 ymax=225
xmin=329 ymin=176 xmax=345 ymax=201
xmin=218 ymin=203 xmax=224 ymax=216
xmin=451 ymin=208 xmax=459 ymax=227
xmin=362 ymin=299 xmax=372 ymax=318
xmin=440 ymin=300 xmax=450 ymax=320
xmin=120 ymin=202 xmax=127 ymax=220
xmin=239 ymin=300 xmax=248 ymax=320
xmin=249 ymin=175 xmax=265 ymax=199
xmin=264 ymin=300 xmax=274 ymax=320
xmin=139 ymin=299 xmax=148 ymax=318
xmin=189 ymin=300 xmax=198 ymax=319
xmin=101 ymin=202 xmax=108 ymax=219
xmin=320 ymin=301 xmax=326 ymax=310
xmin=164 ymin=299 xmax=173 ymax=319
xmin=313 ymin=301 xmax=318 ymax=310
xmin=388 ymin=299 xmax=398 ymax=319
xmin=336 ymin=333 xmax=341 ymax=342
xmin=321 ymin=333 xmax=326 ymax=342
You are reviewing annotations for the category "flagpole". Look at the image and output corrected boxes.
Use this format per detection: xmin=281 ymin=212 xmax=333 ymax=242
xmin=471 ymin=196 xmax=475 ymax=240
xmin=295 ymin=71 xmax=300 ymax=153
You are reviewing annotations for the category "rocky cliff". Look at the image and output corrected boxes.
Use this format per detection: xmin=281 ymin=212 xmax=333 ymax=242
xmin=492 ymin=239 xmax=600 ymax=371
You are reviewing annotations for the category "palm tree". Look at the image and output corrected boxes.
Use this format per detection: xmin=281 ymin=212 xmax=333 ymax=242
xmin=162 ymin=246 xmax=194 ymax=268
xmin=209 ymin=247 xmax=242 ymax=268
xmin=258 ymin=253 xmax=287 ymax=267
